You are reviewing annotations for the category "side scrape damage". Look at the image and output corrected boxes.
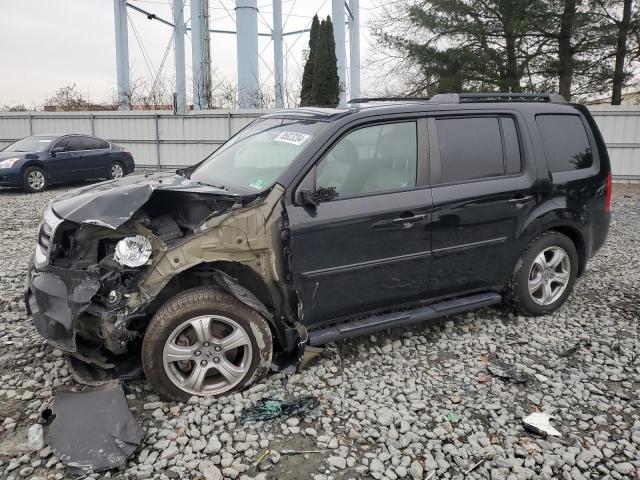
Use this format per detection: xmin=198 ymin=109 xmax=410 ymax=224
xmin=25 ymin=172 xmax=302 ymax=383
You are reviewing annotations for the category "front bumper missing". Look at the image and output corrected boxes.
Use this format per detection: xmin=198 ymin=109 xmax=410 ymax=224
xmin=25 ymin=265 xmax=101 ymax=352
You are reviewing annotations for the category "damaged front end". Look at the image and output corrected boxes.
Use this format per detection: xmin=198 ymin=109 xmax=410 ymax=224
xmin=25 ymin=172 xmax=302 ymax=383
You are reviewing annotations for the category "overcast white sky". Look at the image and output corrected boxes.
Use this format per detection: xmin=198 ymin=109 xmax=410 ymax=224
xmin=0 ymin=0 xmax=381 ymax=107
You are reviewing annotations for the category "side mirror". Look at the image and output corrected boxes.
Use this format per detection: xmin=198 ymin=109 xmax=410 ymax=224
xmin=299 ymin=187 xmax=338 ymax=208
xmin=50 ymin=146 xmax=65 ymax=155
xmin=300 ymin=190 xmax=319 ymax=208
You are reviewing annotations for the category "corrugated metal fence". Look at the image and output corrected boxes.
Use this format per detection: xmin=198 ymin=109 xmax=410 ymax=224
xmin=0 ymin=106 xmax=638 ymax=179
xmin=0 ymin=110 xmax=265 ymax=169
xmin=587 ymin=105 xmax=640 ymax=180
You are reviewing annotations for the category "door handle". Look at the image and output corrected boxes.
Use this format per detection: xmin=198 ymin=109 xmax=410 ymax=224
xmin=508 ymin=195 xmax=534 ymax=204
xmin=391 ymin=213 xmax=427 ymax=225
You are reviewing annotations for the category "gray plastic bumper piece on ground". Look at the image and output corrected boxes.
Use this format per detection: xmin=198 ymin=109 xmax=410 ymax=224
xmin=47 ymin=381 xmax=145 ymax=475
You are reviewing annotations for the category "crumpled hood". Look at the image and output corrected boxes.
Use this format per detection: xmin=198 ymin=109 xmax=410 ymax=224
xmin=51 ymin=172 xmax=235 ymax=229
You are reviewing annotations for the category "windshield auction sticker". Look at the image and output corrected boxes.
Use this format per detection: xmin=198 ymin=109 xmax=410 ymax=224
xmin=274 ymin=131 xmax=310 ymax=146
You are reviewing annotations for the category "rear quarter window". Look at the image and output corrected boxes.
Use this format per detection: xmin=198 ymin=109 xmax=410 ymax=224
xmin=536 ymin=114 xmax=593 ymax=172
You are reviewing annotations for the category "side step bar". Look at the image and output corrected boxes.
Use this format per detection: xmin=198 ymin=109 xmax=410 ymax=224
xmin=307 ymin=292 xmax=501 ymax=346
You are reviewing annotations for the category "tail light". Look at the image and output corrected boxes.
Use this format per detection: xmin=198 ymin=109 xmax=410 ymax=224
xmin=605 ymin=173 xmax=612 ymax=213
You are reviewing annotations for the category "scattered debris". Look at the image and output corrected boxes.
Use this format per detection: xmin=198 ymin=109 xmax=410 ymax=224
xmin=47 ymin=382 xmax=145 ymax=475
xmin=487 ymin=354 xmax=530 ymax=383
xmin=254 ymin=448 xmax=270 ymax=467
xmin=450 ymin=395 xmax=462 ymax=404
xmin=477 ymin=372 xmax=491 ymax=384
xmin=464 ymin=458 xmax=486 ymax=475
xmin=270 ymin=346 xmax=324 ymax=374
xmin=522 ymin=411 xmax=562 ymax=437
xmin=558 ymin=342 xmax=581 ymax=357
xmin=534 ymin=373 xmax=550 ymax=382
xmin=446 ymin=412 xmax=463 ymax=424
xmin=425 ymin=471 xmax=436 ymax=479
xmin=515 ymin=437 xmax=543 ymax=454
xmin=240 ymin=396 xmax=320 ymax=424
xmin=298 ymin=346 xmax=324 ymax=370
xmin=464 ymin=452 xmax=496 ymax=475
xmin=281 ymin=449 xmax=323 ymax=456
xmin=558 ymin=339 xmax=591 ymax=358
xmin=27 ymin=424 xmax=43 ymax=450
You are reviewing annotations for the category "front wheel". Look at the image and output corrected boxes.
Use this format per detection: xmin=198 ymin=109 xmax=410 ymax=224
xmin=506 ymin=231 xmax=578 ymax=316
xmin=141 ymin=288 xmax=273 ymax=401
xmin=22 ymin=166 xmax=48 ymax=193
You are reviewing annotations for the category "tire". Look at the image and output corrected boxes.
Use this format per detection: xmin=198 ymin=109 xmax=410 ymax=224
xmin=22 ymin=166 xmax=48 ymax=193
xmin=108 ymin=161 xmax=125 ymax=180
xmin=505 ymin=231 xmax=578 ymax=316
xmin=141 ymin=287 xmax=273 ymax=401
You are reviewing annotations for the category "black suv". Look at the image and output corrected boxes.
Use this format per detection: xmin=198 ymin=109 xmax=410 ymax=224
xmin=26 ymin=93 xmax=611 ymax=399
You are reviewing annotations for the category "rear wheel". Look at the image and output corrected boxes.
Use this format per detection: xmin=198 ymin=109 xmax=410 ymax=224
xmin=141 ymin=288 xmax=272 ymax=401
xmin=22 ymin=166 xmax=48 ymax=193
xmin=109 ymin=161 xmax=125 ymax=180
xmin=506 ymin=232 xmax=578 ymax=316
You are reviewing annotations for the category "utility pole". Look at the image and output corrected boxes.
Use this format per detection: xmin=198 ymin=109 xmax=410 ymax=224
xmin=332 ymin=0 xmax=347 ymax=107
xmin=173 ymin=0 xmax=187 ymax=114
xmin=348 ymin=0 xmax=360 ymax=101
xmin=236 ymin=0 xmax=260 ymax=109
xmin=272 ymin=0 xmax=284 ymax=108
xmin=113 ymin=0 xmax=130 ymax=110
xmin=191 ymin=0 xmax=212 ymax=109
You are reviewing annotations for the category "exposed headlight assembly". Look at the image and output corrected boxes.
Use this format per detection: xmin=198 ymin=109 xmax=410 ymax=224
xmin=114 ymin=235 xmax=152 ymax=267
xmin=0 ymin=157 xmax=20 ymax=169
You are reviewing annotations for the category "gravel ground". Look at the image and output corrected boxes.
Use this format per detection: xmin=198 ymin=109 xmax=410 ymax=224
xmin=0 ymin=181 xmax=638 ymax=480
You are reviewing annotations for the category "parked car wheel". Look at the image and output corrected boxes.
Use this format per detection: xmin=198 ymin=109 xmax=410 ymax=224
xmin=506 ymin=231 xmax=578 ymax=316
xmin=22 ymin=166 xmax=48 ymax=193
xmin=141 ymin=287 xmax=273 ymax=401
xmin=109 ymin=161 xmax=125 ymax=180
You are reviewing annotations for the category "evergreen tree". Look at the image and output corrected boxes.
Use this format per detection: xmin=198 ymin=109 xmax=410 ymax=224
xmin=300 ymin=15 xmax=321 ymax=106
xmin=312 ymin=16 xmax=341 ymax=106
xmin=374 ymin=0 xmax=636 ymax=100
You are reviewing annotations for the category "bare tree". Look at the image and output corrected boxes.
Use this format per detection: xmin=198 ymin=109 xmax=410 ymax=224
xmin=0 ymin=104 xmax=30 ymax=112
xmin=109 ymin=76 xmax=174 ymax=110
xmin=45 ymin=84 xmax=90 ymax=111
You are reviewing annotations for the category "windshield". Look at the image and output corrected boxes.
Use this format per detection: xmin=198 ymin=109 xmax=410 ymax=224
xmin=191 ymin=118 xmax=327 ymax=193
xmin=3 ymin=135 xmax=57 ymax=152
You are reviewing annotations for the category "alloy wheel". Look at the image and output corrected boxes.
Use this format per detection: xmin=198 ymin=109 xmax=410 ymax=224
xmin=162 ymin=315 xmax=253 ymax=396
xmin=111 ymin=163 xmax=124 ymax=178
xmin=28 ymin=170 xmax=46 ymax=191
xmin=528 ymin=246 xmax=571 ymax=306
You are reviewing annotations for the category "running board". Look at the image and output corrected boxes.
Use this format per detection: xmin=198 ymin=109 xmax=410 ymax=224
xmin=307 ymin=292 xmax=501 ymax=346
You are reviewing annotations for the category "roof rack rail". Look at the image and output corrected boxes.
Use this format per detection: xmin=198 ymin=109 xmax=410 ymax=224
xmin=429 ymin=93 xmax=567 ymax=103
xmin=348 ymin=96 xmax=432 ymax=103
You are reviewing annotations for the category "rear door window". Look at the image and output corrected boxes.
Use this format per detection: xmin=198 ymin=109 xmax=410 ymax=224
xmin=436 ymin=116 xmax=517 ymax=183
xmin=536 ymin=114 xmax=593 ymax=172
xmin=81 ymin=137 xmax=110 ymax=150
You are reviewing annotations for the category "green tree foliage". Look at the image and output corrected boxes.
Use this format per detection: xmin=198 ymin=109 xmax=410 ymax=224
xmin=300 ymin=15 xmax=321 ymax=106
xmin=374 ymin=0 xmax=639 ymax=102
xmin=312 ymin=16 xmax=341 ymax=106
xmin=300 ymin=15 xmax=340 ymax=106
